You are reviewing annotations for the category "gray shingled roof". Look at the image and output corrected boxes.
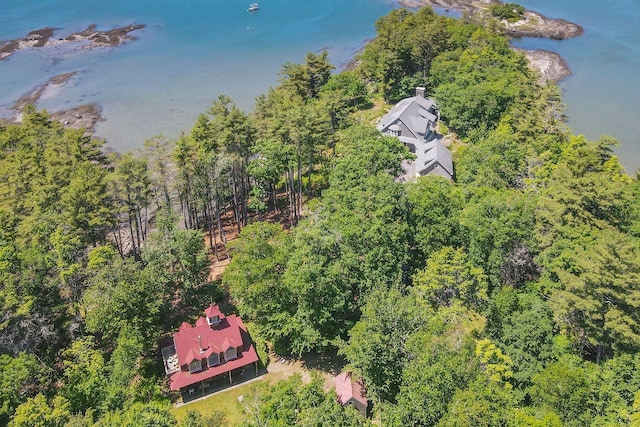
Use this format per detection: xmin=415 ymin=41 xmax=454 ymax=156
xmin=417 ymin=139 xmax=453 ymax=178
xmin=376 ymin=96 xmax=437 ymax=141
xmin=378 ymin=93 xmax=452 ymax=181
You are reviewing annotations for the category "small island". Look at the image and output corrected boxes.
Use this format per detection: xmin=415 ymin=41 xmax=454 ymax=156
xmin=0 ymin=23 xmax=145 ymax=60
xmin=394 ymin=0 xmax=580 ymax=82
xmin=398 ymin=0 xmax=583 ymax=39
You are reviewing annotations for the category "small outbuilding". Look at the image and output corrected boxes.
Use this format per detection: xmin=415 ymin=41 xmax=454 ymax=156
xmin=334 ymin=372 xmax=368 ymax=416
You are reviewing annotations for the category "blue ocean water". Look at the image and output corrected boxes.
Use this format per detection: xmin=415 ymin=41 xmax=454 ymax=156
xmin=0 ymin=0 xmax=395 ymax=152
xmin=512 ymin=0 xmax=640 ymax=173
xmin=2 ymin=1 xmax=639 ymax=172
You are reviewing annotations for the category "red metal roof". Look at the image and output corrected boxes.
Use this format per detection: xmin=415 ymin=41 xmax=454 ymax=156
xmin=221 ymin=337 xmax=234 ymax=352
xmin=205 ymin=304 xmax=224 ymax=320
xmin=335 ymin=372 xmax=367 ymax=408
xmin=168 ymin=306 xmax=259 ymax=391
xmin=169 ymin=344 xmax=258 ymax=391
xmin=184 ymin=349 xmax=198 ymax=365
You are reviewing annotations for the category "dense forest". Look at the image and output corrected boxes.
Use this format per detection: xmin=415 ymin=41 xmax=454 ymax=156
xmin=2 ymin=6 xmax=640 ymax=426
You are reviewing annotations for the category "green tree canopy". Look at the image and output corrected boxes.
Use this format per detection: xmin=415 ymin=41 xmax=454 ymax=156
xmin=341 ymin=287 xmax=427 ymax=403
xmin=412 ymin=246 xmax=488 ymax=310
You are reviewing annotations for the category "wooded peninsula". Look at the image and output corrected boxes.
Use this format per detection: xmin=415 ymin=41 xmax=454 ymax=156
xmin=2 ymin=5 xmax=640 ymax=427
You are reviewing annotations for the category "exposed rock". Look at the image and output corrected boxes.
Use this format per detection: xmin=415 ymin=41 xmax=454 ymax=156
xmin=7 ymin=72 xmax=103 ymax=133
xmin=63 ymin=23 xmax=145 ymax=47
xmin=514 ymin=48 xmax=571 ymax=82
xmin=394 ymin=0 xmax=579 ymax=82
xmin=25 ymin=27 xmax=56 ymax=47
xmin=0 ymin=27 xmax=56 ymax=59
xmin=502 ymin=10 xmax=583 ymax=40
xmin=11 ymin=72 xmax=77 ymax=112
xmin=0 ymin=23 xmax=145 ymax=60
xmin=399 ymin=0 xmax=481 ymax=12
xmin=1 ymin=23 xmax=143 ymax=134
xmin=397 ymin=0 xmax=583 ymax=40
xmin=50 ymin=103 xmax=103 ymax=133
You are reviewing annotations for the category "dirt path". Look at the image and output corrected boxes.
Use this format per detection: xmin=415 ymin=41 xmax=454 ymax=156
xmin=201 ymin=205 xmax=343 ymax=391
xmin=266 ymin=352 xmax=345 ymax=392
xmin=204 ymin=203 xmax=295 ymax=283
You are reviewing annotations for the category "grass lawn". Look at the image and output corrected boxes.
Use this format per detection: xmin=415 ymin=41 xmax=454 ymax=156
xmin=171 ymin=381 xmax=252 ymax=425
xmin=170 ymin=369 xmax=297 ymax=425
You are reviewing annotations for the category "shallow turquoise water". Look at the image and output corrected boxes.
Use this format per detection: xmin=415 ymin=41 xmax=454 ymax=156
xmin=0 ymin=0 xmax=395 ymax=152
xmin=2 ymin=1 xmax=639 ymax=172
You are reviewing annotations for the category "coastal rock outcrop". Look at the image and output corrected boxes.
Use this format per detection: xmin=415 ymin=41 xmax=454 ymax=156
xmin=62 ymin=24 xmax=145 ymax=47
xmin=514 ymin=48 xmax=571 ymax=82
xmin=8 ymin=72 xmax=103 ymax=133
xmin=501 ymin=10 xmax=583 ymax=40
xmin=0 ymin=23 xmax=145 ymax=60
xmin=398 ymin=0 xmax=583 ymax=40
xmin=1 ymin=23 xmax=143 ymax=134
xmin=396 ymin=0 xmax=580 ymax=81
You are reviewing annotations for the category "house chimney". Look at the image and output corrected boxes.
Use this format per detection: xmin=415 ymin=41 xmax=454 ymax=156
xmin=198 ymin=335 xmax=204 ymax=353
xmin=416 ymin=87 xmax=426 ymax=98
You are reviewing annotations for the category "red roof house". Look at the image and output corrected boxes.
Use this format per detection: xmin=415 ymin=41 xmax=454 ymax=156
xmin=335 ymin=372 xmax=368 ymax=416
xmin=162 ymin=304 xmax=259 ymax=399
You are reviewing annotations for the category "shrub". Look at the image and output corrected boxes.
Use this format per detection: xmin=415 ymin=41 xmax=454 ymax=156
xmin=489 ymin=3 xmax=525 ymax=22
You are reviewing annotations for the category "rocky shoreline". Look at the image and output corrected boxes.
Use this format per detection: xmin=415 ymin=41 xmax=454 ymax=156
xmin=1 ymin=2 xmax=578 ymax=136
xmin=396 ymin=0 xmax=581 ymax=81
xmin=0 ymin=23 xmax=145 ymax=61
xmin=0 ymin=23 xmax=144 ymax=133
xmin=8 ymin=71 xmax=103 ymax=133
xmin=515 ymin=48 xmax=571 ymax=83
xmin=501 ymin=10 xmax=583 ymax=40
xmin=397 ymin=0 xmax=583 ymax=40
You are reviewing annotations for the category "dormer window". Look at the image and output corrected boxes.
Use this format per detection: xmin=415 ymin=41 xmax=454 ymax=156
xmin=189 ymin=359 xmax=202 ymax=373
xmin=388 ymin=124 xmax=401 ymax=137
xmin=224 ymin=347 xmax=238 ymax=361
xmin=208 ymin=315 xmax=220 ymax=326
xmin=208 ymin=353 xmax=220 ymax=367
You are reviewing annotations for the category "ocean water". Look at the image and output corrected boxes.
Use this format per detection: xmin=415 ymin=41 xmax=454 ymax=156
xmin=2 ymin=1 xmax=639 ymax=172
xmin=512 ymin=0 xmax=640 ymax=173
xmin=0 ymin=0 xmax=395 ymax=153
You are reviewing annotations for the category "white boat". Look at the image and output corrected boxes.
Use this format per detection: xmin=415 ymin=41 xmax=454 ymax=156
xmin=248 ymin=3 xmax=259 ymax=11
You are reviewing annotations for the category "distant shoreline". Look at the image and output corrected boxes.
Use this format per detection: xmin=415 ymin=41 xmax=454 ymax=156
xmin=1 ymin=1 xmax=577 ymax=137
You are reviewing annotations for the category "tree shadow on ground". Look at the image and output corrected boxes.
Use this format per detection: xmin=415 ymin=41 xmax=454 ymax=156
xmin=299 ymin=348 xmax=346 ymax=376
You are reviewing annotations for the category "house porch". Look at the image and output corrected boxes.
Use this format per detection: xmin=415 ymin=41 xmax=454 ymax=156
xmin=180 ymin=361 xmax=262 ymax=403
